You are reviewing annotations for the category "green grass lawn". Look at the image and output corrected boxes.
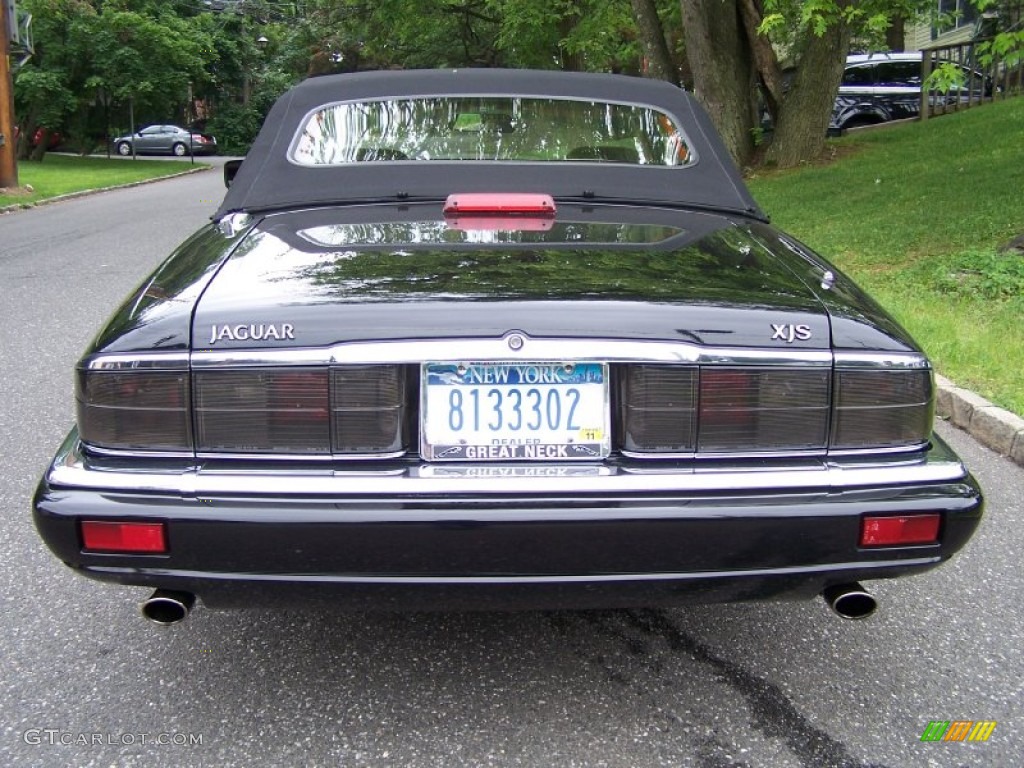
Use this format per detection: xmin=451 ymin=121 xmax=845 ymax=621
xmin=0 ymin=154 xmax=206 ymax=208
xmin=748 ymin=97 xmax=1024 ymax=416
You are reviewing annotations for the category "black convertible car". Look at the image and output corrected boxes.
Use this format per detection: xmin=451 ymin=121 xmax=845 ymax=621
xmin=34 ymin=70 xmax=982 ymax=625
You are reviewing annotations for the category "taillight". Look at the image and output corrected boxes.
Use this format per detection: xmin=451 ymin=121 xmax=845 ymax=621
xmin=698 ymin=368 xmax=829 ymax=452
xmin=620 ymin=365 xmax=830 ymax=455
xmin=195 ymin=368 xmax=330 ymax=453
xmin=192 ymin=365 xmax=407 ymax=456
xmin=621 ymin=365 xmax=696 ymax=453
xmin=331 ymin=365 xmax=407 ymax=454
xmin=76 ymin=368 xmax=191 ymax=452
xmin=80 ymin=521 xmax=167 ymax=553
xmin=831 ymin=368 xmax=932 ymax=450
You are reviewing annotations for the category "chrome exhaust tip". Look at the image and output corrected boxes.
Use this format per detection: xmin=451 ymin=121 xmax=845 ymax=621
xmin=141 ymin=590 xmax=195 ymax=625
xmin=822 ymin=583 xmax=877 ymax=620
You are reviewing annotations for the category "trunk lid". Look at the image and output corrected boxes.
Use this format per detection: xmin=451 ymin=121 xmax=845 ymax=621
xmin=193 ymin=205 xmax=830 ymax=350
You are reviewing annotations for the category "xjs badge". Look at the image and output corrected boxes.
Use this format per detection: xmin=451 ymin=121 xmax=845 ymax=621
xmin=771 ymin=323 xmax=812 ymax=343
xmin=209 ymin=323 xmax=295 ymax=344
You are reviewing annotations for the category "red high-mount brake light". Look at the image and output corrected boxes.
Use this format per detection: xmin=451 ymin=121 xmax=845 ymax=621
xmin=81 ymin=521 xmax=167 ymax=553
xmin=860 ymin=514 xmax=941 ymax=547
xmin=444 ymin=193 xmax=557 ymax=232
xmin=443 ymin=193 xmax=556 ymax=216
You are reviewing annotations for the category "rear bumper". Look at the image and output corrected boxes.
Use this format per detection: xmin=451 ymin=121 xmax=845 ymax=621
xmin=34 ymin=430 xmax=983 ymax=610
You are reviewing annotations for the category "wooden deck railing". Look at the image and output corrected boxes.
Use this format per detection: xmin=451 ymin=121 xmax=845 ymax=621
xmin=921 ymin=37 xmax=1024 ymax=119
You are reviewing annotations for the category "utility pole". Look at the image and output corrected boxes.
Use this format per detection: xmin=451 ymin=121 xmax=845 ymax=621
xmin=0 ymin=0 xmax=18 ymax=188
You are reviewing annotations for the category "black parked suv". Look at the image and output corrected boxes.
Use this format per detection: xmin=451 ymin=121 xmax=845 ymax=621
xmin=832 ymin=51 xmax=992 ymax=132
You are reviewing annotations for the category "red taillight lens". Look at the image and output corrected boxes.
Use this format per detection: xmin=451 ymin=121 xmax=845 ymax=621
xmin=698 ymin=369 xmax=753 ymax=447
xmin=860 ymin=514 xmax=941 ymax=547
xmin=81 ymin=521 xmax=167 ymax=553
xmin=195 ymin=368 xmax=330 ymax=453
xmin=698 ymin=368 xmax=830 ymax=452
xmin=269 ymin=371 xmax=331 ymax=428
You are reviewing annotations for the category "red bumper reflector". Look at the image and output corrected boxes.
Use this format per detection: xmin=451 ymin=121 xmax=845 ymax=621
xmin=443 ymin=193 xmax=556 ymax=216
xmin=860 ymin=514 xmax=940 ymax=547
xmin=81 ymin=521 xmax=167 ymax=553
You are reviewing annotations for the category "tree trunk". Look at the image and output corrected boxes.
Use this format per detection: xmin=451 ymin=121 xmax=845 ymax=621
xmin=30 ymin=129 xmax=50 ymax=161
xmin=680 ymin=0 xmax=757 ymax=167
xmin=558 ymin=15 xmax=583 ymax=71
xmin=764 ymin=16 xmax=850 ymax=168
xmin=631 ymin=0 xmax=679 ymax=85
xmin=16 ymin=109 xmax=39 ymax=161
xmin=738 ymin=0 xmax=784 ymax=126
xmin=886 ymin=16 xmax=906 ymax=52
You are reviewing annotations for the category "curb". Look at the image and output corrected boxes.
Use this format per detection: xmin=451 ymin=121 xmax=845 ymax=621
xmin=0 ymin=164 xmax=211 ymax=215
xmin=936 ymin=374 xmax=1024 ymax=466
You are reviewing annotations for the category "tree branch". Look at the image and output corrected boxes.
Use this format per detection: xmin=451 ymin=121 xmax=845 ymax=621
xmin=737 ymin=0 xmax=784 ymax=124
xmin=441 ymin=2 xmax=501 ymax=25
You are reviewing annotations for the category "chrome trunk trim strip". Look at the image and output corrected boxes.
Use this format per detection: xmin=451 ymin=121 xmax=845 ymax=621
xmin=81 ymin=353 xmax=190 ymax=371
xmin=187 ymin=338 xmax=834 ymax=368
xmin=833 ymin=351 xmax=930 ymax=369
xmin=48 ymin=430 xmax=969 ymax=497
xmin=78 ymin=346 xmax=926 ymax=373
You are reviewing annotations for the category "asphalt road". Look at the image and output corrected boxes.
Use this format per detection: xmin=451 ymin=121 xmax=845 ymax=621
xmin=1 ymin=167 xmax=1021 ymax=768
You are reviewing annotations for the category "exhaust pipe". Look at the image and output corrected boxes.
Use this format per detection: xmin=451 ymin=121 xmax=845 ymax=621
xmin=141 ymin=589 xmax=195 ymax=625
xmin=822 ymin=583 xmax=877 ymax=620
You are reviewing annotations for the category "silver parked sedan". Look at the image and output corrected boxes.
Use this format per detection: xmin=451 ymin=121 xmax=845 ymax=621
xmin=112 ymin=125 xmax=217 ymax=156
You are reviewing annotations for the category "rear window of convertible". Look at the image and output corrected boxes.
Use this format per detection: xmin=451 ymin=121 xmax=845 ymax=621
xmin=290 ymin=96 xmax=694 ymax=167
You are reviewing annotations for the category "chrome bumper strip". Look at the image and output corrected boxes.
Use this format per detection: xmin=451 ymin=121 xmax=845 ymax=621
xmin=89 ymin=557 xmax=942 ymax=584
xmin=47 ymin=430 xmax=969 ymax=497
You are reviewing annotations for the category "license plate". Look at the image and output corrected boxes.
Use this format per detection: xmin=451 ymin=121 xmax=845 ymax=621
xmin=421 ymin=362 xmax=610 ymax=461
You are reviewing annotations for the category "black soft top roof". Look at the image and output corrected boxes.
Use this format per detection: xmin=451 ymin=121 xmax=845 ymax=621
xmin=215 ymin=69 xmax=764 ymax=221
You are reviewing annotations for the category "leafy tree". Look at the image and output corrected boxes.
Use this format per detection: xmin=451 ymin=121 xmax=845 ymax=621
xmin=974 ymin=0 xmax=1024 ymax=69
xmin=273 ymin=0 xmax=650 ymax=73
xmin=13 ymin=0 xmax=96 ymax=159
xmin=678 ymin=0 xmax=938 ymax=168
xmin=14 ymin=0 xmax=220 ymax=158
xmin=86 ymin=4 xmax=212 ymax=125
